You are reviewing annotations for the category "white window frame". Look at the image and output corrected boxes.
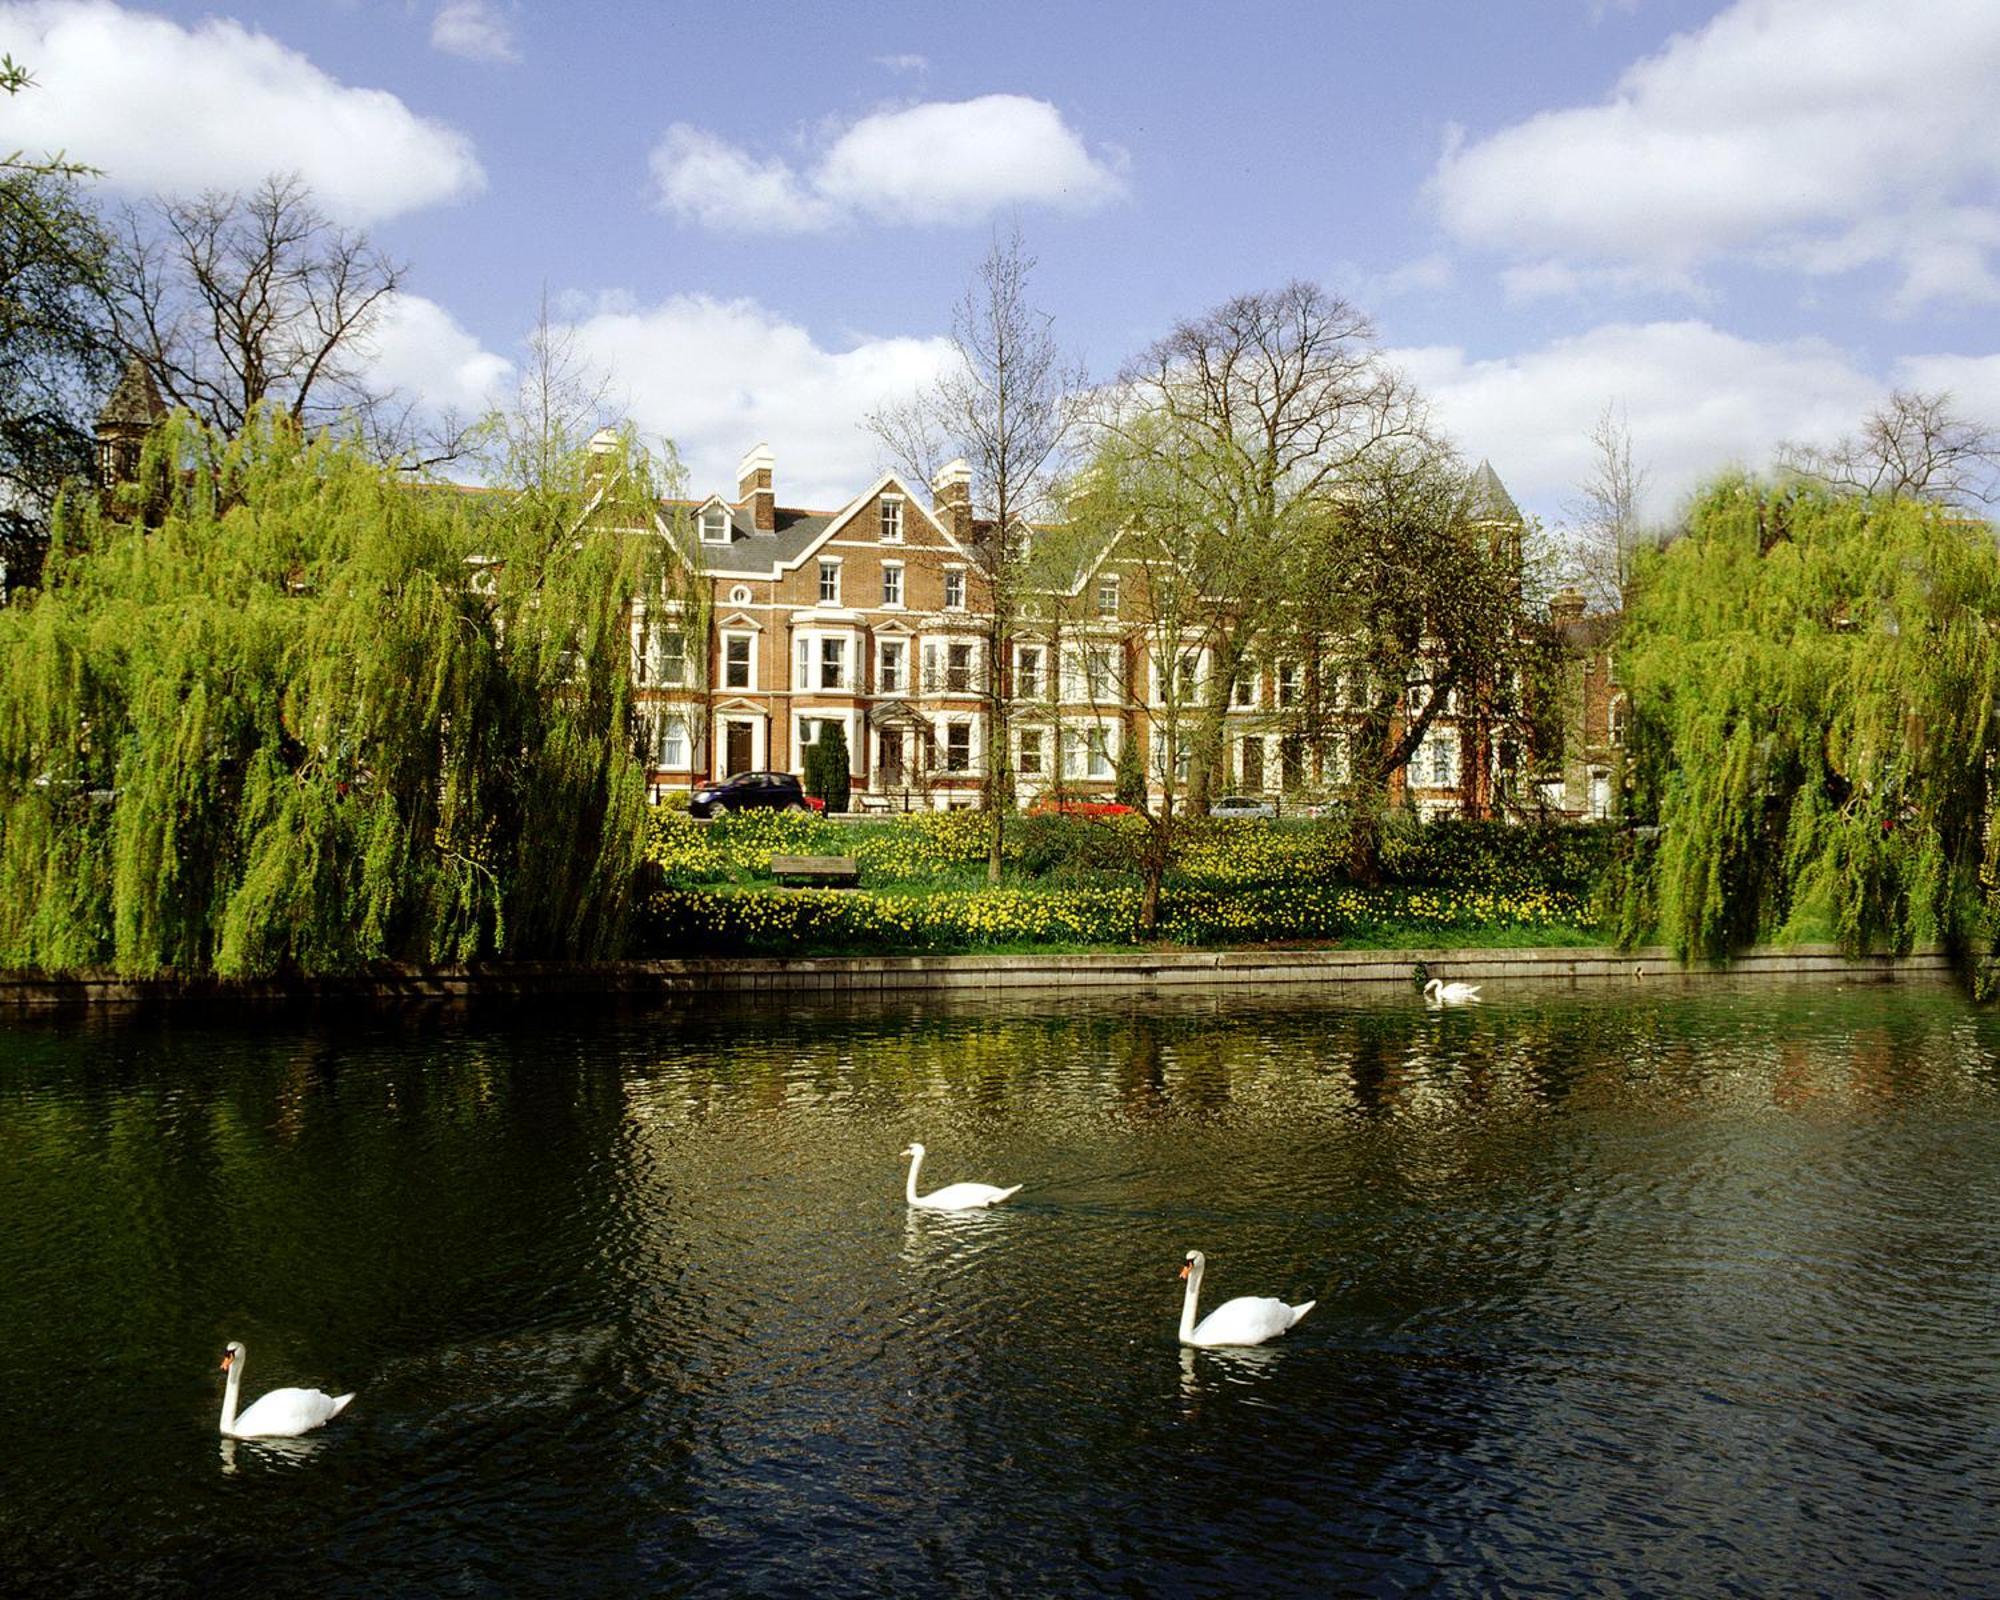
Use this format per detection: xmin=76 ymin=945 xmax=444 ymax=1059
xmin=646 ymin=710 xmax=690 ymax=771
xmin=881 ymin=561 xmax=904 ymax=609
xmin=1232 ymin=668 xmax=1259 ymax=709
xmin=1417 ymin=727 xmax=1460 ymax=789
xmin=638 ymin=624 xmax=687 ymax=689
xmin=793 ymin=710 xmax=857 ymax=776
xmin=942 ymin=718 xmax=975 ymax=773
xmin=1017 ymin=725 xmax=1047 ymax=777
xmin=878 ymin=637 xmax=907 ymax=695
xmin=794 ymin=627 xmax=855 ymax=692
xmin=699 ymin=506 xmax=730 ymax=545
xmin=943 ymin=567 xmax=966 ymax=610
xmin=1015 ymin=644 xmax=1044 ymax=702
xmin=944 ymin=640 xmax=977 ymax=695
xmin=1153 ymin=647 xmax=1204 ymax=708
xmin=879 ymin=495 xmax=904 ymax=544
xmin=1277 ymin=661 xmax=1301 ymax=709
xmin=1096 ymin=574 xmax=1120 ymax=617
xmin=818 ymin=558 xmax=842 ymax=606
xmin=1061 ymin=721 xmax=1119 ymax=780
xmin=721 ymin=631 xmax=756 ymax=692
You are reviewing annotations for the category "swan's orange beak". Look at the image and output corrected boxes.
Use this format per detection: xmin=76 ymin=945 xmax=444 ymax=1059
xmin=219 ymin=1350 xmax=233 ymax=1372
xmin=1178 ymin=1263 xmax=1190 ymax=1280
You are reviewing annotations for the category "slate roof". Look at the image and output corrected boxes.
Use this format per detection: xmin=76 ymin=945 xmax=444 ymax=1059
xmin=98 ymin=359 xmax=165 ymax=429
xmin=659 ymin=499 xmax=836 ymax=573
xmin=1465 ymin=459 xmax=1523 ymax=525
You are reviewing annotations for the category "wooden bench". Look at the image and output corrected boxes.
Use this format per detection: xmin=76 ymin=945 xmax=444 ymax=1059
xmin=769 ymin=854 xmax=860 ymax=888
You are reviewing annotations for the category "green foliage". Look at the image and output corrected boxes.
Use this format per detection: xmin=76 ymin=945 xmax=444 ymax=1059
xmin=639 ymin=806 xmax=1606 ymax=954
xmin=0 ymin=164 xmax=114 ymax=590
xmin=1613 ymin=481 xmax=2000 ymax=971
xmin=1113 ymin=730 xmax=1148 ymax=809
xmin=642 ymin=880 xmax=1590 ymax=956
xmin=812 ymin=722 xmax=851 ymax=814
xmin=0 ymin=412 xmax=666 ymax=976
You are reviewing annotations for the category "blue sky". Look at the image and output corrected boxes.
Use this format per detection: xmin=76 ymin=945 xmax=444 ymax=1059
xmin=2 ymin=0 xmax=1995 ymax=524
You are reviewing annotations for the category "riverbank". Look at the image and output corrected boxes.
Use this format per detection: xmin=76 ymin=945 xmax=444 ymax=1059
xmin=0 ymin=942 xmax=1953 ymax=1010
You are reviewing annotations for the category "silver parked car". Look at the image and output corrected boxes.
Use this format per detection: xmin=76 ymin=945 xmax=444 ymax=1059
xmin=1209 ymin=794 xmax=1278 ymax=821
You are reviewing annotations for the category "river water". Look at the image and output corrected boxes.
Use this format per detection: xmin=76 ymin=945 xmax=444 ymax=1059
xmin=1 ymin=979 xmax=1996 ymax=1596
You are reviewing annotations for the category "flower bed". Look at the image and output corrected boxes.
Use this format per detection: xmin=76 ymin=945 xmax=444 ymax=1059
xmin=642 ymin=881 xmax=1592 ymax=956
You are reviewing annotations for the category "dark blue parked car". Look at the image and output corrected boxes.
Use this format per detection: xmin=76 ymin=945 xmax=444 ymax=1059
xmin=688 ymin=771 xmax=824 ymax=818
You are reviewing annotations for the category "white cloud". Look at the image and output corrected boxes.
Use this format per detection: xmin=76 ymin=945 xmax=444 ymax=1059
xmin=1429 ymin=0 xmax=2000 ymax=308
xmin=561 ymin=294 xmax=954 ymax=506
xmin=649 ymin=126 xmax=838 ymax=235
xmin=651 ymin=95 xmax=1127 ymax=233
xmin=361 ymin=293 xmax=513 ymax=418
xmin=0 ymin=0 xmax=484 ymax=224
xmin=431 ymin=0 xmax=518 ymax=64
xmin=875 ymin=53 xmax=929 ymax=75
xmin=1892 ymin=353 xmax=2000 ymax=426
xmin=1389 ymin=320 xmax=1885 ymax=524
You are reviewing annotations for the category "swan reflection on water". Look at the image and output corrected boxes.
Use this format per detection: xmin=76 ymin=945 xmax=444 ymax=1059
xmin=1178 ymin=1343 xmax=1290 ymax=1405
xmin=900 ymin=1198 xmax=1014 ymax=1266
xmin=217 ymin=1432 xmax=333 ymax=1476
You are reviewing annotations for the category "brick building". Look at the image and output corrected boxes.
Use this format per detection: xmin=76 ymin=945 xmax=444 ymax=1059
xmin=634 ymin=444 xmax=1568 ymax=817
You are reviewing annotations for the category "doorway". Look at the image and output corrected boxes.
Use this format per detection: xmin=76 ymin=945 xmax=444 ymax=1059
xmin=725 ymin=720 xmax=754 ymax=775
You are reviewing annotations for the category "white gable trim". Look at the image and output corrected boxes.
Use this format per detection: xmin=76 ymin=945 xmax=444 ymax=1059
xmin=777 ymin=472 xmax=974 ymax=573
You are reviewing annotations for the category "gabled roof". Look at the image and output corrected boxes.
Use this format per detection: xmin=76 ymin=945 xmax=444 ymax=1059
xmin=659 ymin=470 xmax=963 ymax=577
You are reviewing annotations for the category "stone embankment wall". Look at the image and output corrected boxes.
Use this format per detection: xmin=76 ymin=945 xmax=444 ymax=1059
xmin=0 ymin=944 xmax=1955 ymax=1010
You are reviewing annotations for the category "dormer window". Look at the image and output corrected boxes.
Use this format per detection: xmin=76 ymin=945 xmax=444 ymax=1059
xmin=700 ymin=506 xmax=729 ymax=545
xmin=880 ymin=496 xmax=904 ymax=543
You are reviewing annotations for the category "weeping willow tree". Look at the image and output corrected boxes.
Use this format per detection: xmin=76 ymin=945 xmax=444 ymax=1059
xmin=0 ymin=409 xmax=671 ymax=977
xmin=1613 ymin=479 xmax=2000 ymax=985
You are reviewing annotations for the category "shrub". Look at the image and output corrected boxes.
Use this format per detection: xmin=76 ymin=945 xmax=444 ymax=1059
xmin=639 ymin=880 xmax=1593 ymax=956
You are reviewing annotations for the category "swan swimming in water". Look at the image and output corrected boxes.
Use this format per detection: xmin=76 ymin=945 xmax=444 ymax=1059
xmin=218 ymin=1341 xmax=354 ymax=1439
xmin=1424 ymin=977 xmax=1482 ymax=1006
xmin=1177 ymin=1250 xmax=1316 ymax=1348
xmin=901 ymin=1142 xmax=1022 ymax=1210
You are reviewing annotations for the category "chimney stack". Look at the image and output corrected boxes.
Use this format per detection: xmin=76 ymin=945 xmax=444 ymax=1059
xmin=737 ymin=443 xmax=776 ymax=533
xmin=1549 ymin=585 xmax=1588 ymax=624
xmin=931 ymin=457 xmax=973 ymax=542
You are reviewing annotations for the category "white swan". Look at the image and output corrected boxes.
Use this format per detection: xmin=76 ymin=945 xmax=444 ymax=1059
xmin=1178 ymin=1249 xmax=1315 ymax=1348
xmin=901 ymin=1142 xmax=1021 ymax=1210
xmin=218 ymin=1341 xmax=354 ymax=1439
xmin=1424 ymin=977 xmax=1482 ymax=1006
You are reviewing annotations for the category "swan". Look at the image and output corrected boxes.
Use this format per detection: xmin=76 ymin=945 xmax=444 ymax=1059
xmin=1178 ymin=1249 xmax=1315 ymax=1348
xmin=218 ymin=1341 xmax=354 ymax=1439
xmin=901 ymin=1142 xmax=1021 ymax=1210
xmin=1424 ymin=977 xmax=1482 ymax=1005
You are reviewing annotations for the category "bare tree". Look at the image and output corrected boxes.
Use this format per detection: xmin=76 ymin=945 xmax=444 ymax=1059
xmin=104 ymin=173 xmax=441 ymax=458
xmin=869 ymin=228 xmax=1087 ymax=883
xmin=1099 ymin=281 xmax=1424 ymax=811
xmin=1779 ymin=389 xmax=2000 ymax=508
xmin=1563 ymin=400 xmax=1649 ymax=612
